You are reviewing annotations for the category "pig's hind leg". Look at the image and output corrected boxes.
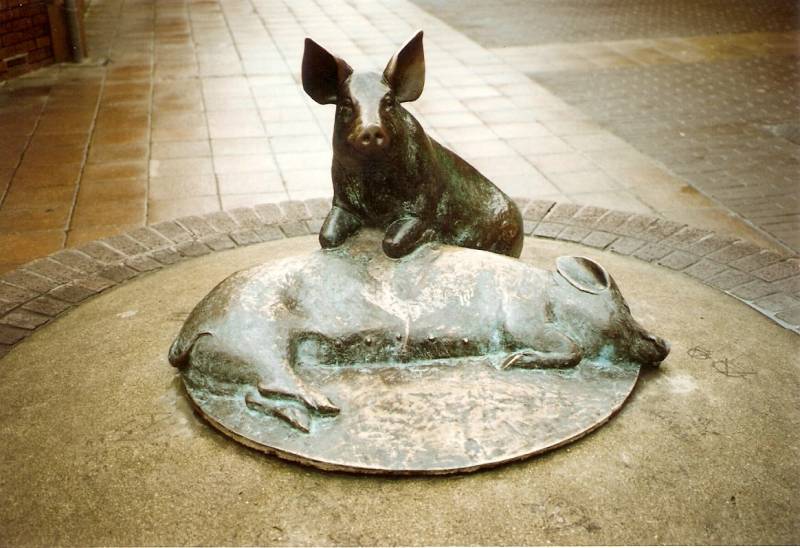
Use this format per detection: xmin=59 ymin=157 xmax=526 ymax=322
xmin=500 ymin=325 xmax=583 ymax=370
xmin=175 ymin=333 xmax=325 ymax=432
xmin=198 ymin=332 xmax=339 ymax=424
xmin=241 ymin=342 xmax=340 ymax=433
xmin=221 ymin=324 xmax=339 ymax=416
xmin=245 ymin=346 xmax=339 ymax=433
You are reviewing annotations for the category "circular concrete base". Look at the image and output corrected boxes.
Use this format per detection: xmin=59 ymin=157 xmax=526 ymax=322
xmin=1 ymin=236 xmax=798 ymax=545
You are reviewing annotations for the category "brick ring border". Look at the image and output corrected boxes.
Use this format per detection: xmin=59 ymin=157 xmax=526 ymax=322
xmin=1 ymin=198 xmax=798 ymax=358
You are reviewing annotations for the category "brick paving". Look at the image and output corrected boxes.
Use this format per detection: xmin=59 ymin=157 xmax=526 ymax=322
xmin=1 ymin=198 xmax=799 ymax=362
xmin=1 ymin=0 xmax=782 ymax=274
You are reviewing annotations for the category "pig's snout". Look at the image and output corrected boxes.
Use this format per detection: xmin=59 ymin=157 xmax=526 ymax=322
xmin=353 ymin=124 xmax=389 ymax=153
xmin=636 ymin=332 xmax=670 ymax=365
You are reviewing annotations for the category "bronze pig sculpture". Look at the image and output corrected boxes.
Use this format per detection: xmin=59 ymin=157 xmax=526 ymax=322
xmin=303 ymin=31 xmax=524 ymax=259
xmin=169 ymin=235 xmax=669 ymax=432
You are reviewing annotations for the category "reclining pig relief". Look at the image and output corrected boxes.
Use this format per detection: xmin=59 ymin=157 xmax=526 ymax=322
xmin=169 ymin=233 xmax=669 ymax=453
xmin=302 ymin=31 xmax=524 ymax=259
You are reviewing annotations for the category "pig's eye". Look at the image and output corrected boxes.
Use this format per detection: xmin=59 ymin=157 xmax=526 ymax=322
xmin=340 ymin=98 xmax=353 ymax=110
xmin=381 ymin=96 xmax=394 ymax=111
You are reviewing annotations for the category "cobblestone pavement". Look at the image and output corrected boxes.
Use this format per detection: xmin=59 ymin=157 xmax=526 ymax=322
xmin=414 ymin=0 xmax=800 ymax=252
xmin=2 ymin=199 xmax=799 ymax=361
xmin=0 ymin=0 xmax=791 ymax=273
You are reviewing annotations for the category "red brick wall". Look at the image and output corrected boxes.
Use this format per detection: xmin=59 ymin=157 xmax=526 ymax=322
xmin=0 ymin=0 xmax=54 ymax=80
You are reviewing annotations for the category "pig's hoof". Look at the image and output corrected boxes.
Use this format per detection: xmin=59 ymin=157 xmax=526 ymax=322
xmin=382 ymin=237 xmax=414 ymax=258
xmin=302 ymin=390 xmax=340 ymax=416
xmin=383 ymin=217 xmax=427 ymax=258
xmin=319 ymin=206 xmax=361 ymax=248
xmin=245 ymin=392 xmax=311 ymax=433
xmin=319 ymin=233 xmax=344 ymax=249
xmin=257 ymin=381 xmax=340 ymax=416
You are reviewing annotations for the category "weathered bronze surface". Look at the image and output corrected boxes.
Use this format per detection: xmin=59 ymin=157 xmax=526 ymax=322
xmin=187 ymin=356 xmax=640 ymax=474
xmin=303 ymin=31 xmax=524 ymax=259
xmin=168 ymin=33 xmax=670 ymax=473
xmin=170 ymin=231 xmax=669 ymax=473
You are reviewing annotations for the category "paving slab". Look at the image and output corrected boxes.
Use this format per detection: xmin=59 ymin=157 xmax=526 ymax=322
xmin=2 ymin=0 xmax=786 ymax=273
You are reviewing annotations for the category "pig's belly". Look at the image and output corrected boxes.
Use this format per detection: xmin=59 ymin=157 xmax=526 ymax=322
xmin=291 ymin=327 xmax=517 ymax=368
xmin=291 ymin=295 xmax=517 ymax=368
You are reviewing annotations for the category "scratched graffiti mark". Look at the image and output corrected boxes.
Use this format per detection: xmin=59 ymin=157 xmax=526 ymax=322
xmin=524 ymin=496 xmax=601 ymax=534
xmin=711 ymin=357 xmax=756 ymax=378
xmin=687 ymin=345 xmax=712 ymax=360
xmin=687 ymin=345 xmax=755 ymax=378
xmin=103 ymin=412 xmax=174 ymax=444
xmin=168 ymin=311 xmax=190 ymax=322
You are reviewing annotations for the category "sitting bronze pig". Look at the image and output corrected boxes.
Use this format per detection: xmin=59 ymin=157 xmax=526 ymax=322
xmin=169 ymin=235 xmax=669 ymax=432
xmin=302 ymin=31 xmax=523 ymax=259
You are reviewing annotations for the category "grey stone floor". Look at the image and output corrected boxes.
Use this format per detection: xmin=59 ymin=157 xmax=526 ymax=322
xmin=414 ymin=0 xmax=800 ymax=252
xmin=413 ymin=0 xmax=798 ymax=46
xmin=536 ymin=55 xmax=800 ymax=250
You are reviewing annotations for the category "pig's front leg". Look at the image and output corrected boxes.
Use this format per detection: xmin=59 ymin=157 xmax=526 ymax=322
xmin=319 ymin=205 xmax=362 ymax=249
xmin=382 ymin=216 xmax=429 ymax=258
xmin=500 ymin=326 xmax=583 ymax=369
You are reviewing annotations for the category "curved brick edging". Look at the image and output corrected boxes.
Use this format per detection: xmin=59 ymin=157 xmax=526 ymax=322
xmin=0 ymin=198 xmax=798 ymax=358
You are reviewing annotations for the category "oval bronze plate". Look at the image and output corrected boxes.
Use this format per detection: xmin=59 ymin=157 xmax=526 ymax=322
xmin=184 ymin=357 xmax=640 ymax=474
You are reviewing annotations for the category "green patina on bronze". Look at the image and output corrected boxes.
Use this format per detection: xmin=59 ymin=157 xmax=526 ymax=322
xmin=302 ymin=31 xmax=523 ymax=259
xmin=169 ymin=231 xmax=669 ymax=436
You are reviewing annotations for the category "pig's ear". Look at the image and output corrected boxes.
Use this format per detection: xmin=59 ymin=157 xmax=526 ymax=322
xmin=556 ymin=256 xmax=611 ymax=294
xmin=302 ymin=38 xmax=352 ymax=104
xmin=384 ymin=30 xmax=425 ymax=103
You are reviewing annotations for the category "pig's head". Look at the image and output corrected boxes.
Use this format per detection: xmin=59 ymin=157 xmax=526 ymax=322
xmin=301 ymin=31 xmax=425 ymax=157
xmin=549 ymin=256 xmax=670 ymax=366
